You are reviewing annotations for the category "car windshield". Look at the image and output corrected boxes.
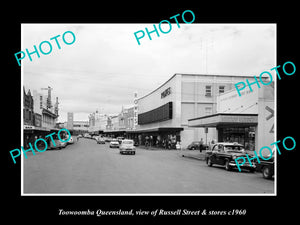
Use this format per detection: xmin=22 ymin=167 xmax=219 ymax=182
xmin=122 ymin=141 xmax=133 ymax=145
xmin=224 ymin=145 xmax=244 ymax=152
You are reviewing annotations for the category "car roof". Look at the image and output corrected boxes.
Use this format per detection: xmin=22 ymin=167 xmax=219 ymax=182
xmin=213 ymin=142 xmax=244 ymax=146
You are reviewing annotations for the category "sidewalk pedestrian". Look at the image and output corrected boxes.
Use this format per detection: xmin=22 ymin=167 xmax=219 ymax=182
xmin=199 ymin=138 xmax=204 ymax=153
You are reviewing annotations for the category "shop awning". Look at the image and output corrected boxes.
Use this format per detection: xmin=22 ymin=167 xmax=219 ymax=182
xmin=103 ymin=130 xmax=126 ymax=134
xmin=126 ymin=127 xmax=184 ymax=133
xmin=23 ymin=125 xmax=50 ymax=132
xmin=188 ymin=113 xmax=258 ymax=127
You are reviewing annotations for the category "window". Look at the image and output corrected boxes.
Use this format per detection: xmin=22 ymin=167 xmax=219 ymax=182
xmin=219 ymin=86 xmax=225 ymax=94
xmin=205 ymin=107 xmax=212 ymax=115
xmin=205 ymin=86 xmax=212 ymax=97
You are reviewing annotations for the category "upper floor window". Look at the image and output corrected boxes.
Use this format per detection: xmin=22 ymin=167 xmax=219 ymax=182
xmin=219 ymin=86 xmax=225 ymax=94
xmin=205 ymin=85 xmax=212 ymax=97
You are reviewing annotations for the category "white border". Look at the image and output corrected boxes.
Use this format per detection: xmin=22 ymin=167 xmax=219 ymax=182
xmin=21 ymin=23 xmax=277 ymax=196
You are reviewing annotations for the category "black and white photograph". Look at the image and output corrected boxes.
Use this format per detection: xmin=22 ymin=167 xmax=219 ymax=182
xmin=21 ymin=23 xmax=276 ymax=195
xmin=5 ymin=5 xmax=298 ymax=224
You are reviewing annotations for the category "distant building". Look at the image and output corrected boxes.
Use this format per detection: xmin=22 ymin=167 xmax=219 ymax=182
xmin=73 ymin=121 xmax=89 ymax=131
xmin=32 ymin=89 xmax=58 ymax=129
xmin=23 ymin=87 xmax=34 ymax=126
xmin=23 ymin=86 xmax=60 ymax=149
xmin=119 ymin=106 xmax=135 ymax=130
xmin=88 ymin=110 xmax=108 ymax=134
xmin=62 ymin=119 xmax=89 ymax=135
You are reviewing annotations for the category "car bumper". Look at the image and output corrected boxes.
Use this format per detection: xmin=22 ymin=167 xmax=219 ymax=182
xmin=120 ymin=149 xmax=135 ymax=153
xmin=229 ymin=161 xmax=256 ymax=169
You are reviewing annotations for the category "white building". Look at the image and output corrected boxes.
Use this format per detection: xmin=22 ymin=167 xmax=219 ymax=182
xmin=134 ymin=73 xmax=269 ymax=148
xmin=189 ymin=81 xmax=274 ymax=154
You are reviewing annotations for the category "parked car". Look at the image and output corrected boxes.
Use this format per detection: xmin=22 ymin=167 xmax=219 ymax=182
xmin=84 ymin=133 xmax=91 ymax=138
xmin=255 ymin=152 xmax=274 ymax=179
xmin=67 ymin=136 xmax=74 ymax=144
xmin=187 ymin=141 xmax=208 ymax=151
xmin=96 ymin=137 xmax=106 ymax=144
xmin=45 ymin=137 xmax=63 ymax=150
xmin=109 ymin=139 xmax=120 ymax=148
xmin=117 ymin=136 xmax=124 ymax=144
xmin=119 ymin=139 xmax=136 ymax=155
xmin=105 ymin=137 xmax=112 ymax=142
xmin=205 ymin=142 xmax=256 ymax=172
xmin=60 ymin=139 xmax=68 ymax=148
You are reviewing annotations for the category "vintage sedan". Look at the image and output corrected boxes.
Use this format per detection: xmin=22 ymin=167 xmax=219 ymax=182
xmin=119 ymin=139 xmax=136 ymax=155
xmin=96 ymin=137 xmax=106 ymax=144
xmin=205 ymin=142 xmax=256 ymax=172
xmin=109 ymin=139 xmax=120 ymax=148
xmin=255 ymin=151 xmax=274 ymax=179
xmin=45 ymin=137 xmax=63 ymax=150
xmin=187 ymin=141 xmax=208 ymax=151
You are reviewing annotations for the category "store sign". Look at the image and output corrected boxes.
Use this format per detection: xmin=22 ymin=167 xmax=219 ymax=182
xmin=133 ymin=92 xmax=138 ymax=128
xmin=24 ymin=125 xmax=35 ymax=130
xmin=188 ymin=114 xmax=258 ymax=127
xmin=138 ymin=102 xmax=172 ymax=125
xmin=161 ymin=87 xmax=171 ymax=98
xmin=221 ymin=115 xmax=258 ymax=123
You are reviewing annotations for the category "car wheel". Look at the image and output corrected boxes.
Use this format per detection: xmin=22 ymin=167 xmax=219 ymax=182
xmin=225 ymin=160 xmax=231 ymax=171
xmin=133 ymin=152 xmax=135 ymax=155
xmin=207 ymin=158 xmax=213 ymax=167
xmin=191 ymin=147 xmax=195 ymax=150
xmin=262 ymin=166 xmax=272 ymax=179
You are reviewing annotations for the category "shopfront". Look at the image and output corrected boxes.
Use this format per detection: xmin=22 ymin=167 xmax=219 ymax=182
xmin=218 ymin=126 xmax=256 ymax=150
xmin=188 ymin=113 xmax=258 ymax=150
xmin=127 ymin=127 xmax=183 ymax=149
xmin=23 ymin=125 xmax=51 ymax=149
xmin=188 ymin=82 xmax=274 ymax=154
xmin=135 ymin=73 xmax=263 ymax=149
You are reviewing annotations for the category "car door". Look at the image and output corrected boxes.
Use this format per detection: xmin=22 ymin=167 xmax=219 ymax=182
xmin=212 ymin=144 xmax=224 ymax=165
xmin=210 ymin=144 xmax=220 ymax=164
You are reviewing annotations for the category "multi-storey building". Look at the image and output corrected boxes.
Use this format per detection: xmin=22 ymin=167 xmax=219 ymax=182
xmin=132 ymin=73 xmax=269 ymax=148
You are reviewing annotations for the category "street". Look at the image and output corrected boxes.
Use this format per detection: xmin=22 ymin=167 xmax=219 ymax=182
xmin=23 ymin=137 xmax=274 ymax=194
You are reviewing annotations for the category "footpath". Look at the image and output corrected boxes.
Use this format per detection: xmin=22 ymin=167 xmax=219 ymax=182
xmin=139 ymin=145 xmax=206 ymax=161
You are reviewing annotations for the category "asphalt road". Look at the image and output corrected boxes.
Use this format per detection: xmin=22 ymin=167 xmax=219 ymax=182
xmin=23 ymin=138 xmax=274 ymax=194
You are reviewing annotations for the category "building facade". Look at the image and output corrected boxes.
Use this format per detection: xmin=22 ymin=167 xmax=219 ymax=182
xmin=63 ymin=119 xmax=89 ymax=135
xmin=188 ymin=81 xmax=274 ymax=154
xmin=88 ymin=110 xmax=108 ymax=134
xmin=23 ymin=86 xmax=60 ymax=148
xmin=135 ymin=73 xmax=268 ymax=148
xmin=23 ymin=87 xmax=34 ymax=126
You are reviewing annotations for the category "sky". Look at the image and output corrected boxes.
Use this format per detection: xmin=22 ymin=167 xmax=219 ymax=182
xmin=22 ymin=23 xmax=276 ymax=122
